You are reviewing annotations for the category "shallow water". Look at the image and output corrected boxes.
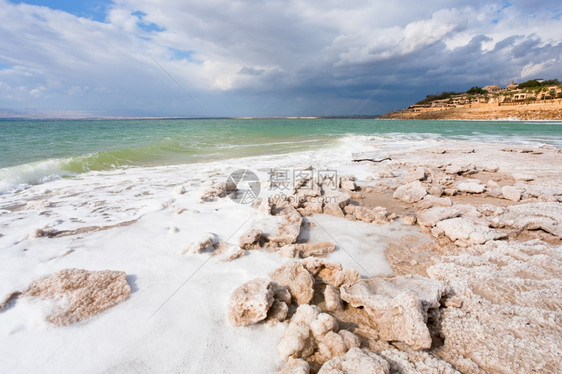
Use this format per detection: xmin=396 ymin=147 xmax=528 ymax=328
xmin=1 ymin=118 xmax=561 ymax=193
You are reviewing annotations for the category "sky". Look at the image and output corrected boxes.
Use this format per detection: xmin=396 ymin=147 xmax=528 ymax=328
xmin=0 ymin=0 xmax=561 ymax=117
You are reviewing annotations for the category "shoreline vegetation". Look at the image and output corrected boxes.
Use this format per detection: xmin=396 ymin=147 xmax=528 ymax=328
xmin=381 ymin=78 xmax=562 ymax=120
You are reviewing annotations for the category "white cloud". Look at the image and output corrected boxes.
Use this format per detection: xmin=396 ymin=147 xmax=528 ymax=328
xmin=0 ymin=0 xmax=560 ymax=116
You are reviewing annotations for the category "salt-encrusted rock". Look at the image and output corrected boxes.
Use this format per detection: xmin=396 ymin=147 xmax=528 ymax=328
xmin=379 ymin=346 xmax=459 ymax=373
xmin=402 ymin=215 xmax=417 ymax=225
xmin=268 ymin=204 xmax=303 ymax=246
xmin=443 ymin=188 xmax=457 ymax=196
xmin=281 ymin=358 xmax=310 ymax=374
xmin=279 ymin=245 xmax=299 ymax=258
xmin=228 ymin=279 xmax=290 ymax=326
xmin=497 ymin=202 xmax=562 ymax=238
xmin=436 ymin=217 xmax=497 ymax=246
xmin=257 ymin=198 xmax=272 ymax=215
xmin=21 ymin=269 xmax=131 ymax=326
xmin=404 ymin=167 xmax=427 ymax=183
xmin=296 ymin=242 xmax=337 ymax=257
xmin=352 ymin=206 xmax=388 ymax=224
xmin=173 ymin=184 xmax=186 ymax=195
xmin=486 ymin=179 xmax=500 ymax=189
xmin=318 ymin=329 xmax=362 ymax=361
xmin=417 ymin=195 xmax=452 ymax=209
xmin=323 ymin=190 xmax=352 ymax=209
xmin=324 ymin=285 xmax=342 ymax=311
xmin=340 ymin=275 xmax=446 ymax=350
xmin=211 ymin=241 xmax=245 ymax=262
xmin=486 ymin=188 xmax=502 ymax=198
xmin=428 ymin=185 xmax=443 ymax=197
xmin=445 ymin=163 xmax=477 ymax=175
xmin=457 ymin=182 xmax=485 ymax=194
xmin=393 ymin=181 xmax=427 ymax=203
xmin=239 ymin=228 xmax=263 ymax=249
xmin=302 ymin=258 xmax=360 ymax=287
xmin=228 ymin=278 xmax=275 ymax=326
xmin=340 ymin=176 xmax=357 ymax=191
xmin=311 ymin=313 xmax=339 ymax=341
xmin=352 ymin=206 xmax=376 ymax=222
xmin=338 ymin=330 xmax=361 ymax=351
xmin=426 ymin=240 xmax=562 ymax=373
xmin=318 ymin=331 xmax=348 ymax=360
xmin=183 ymin=232 xmax=217 ymax=254
xmin=266 ymin=299 xmax=289 ymax=323
xmin=318 ymin=348 xmax=390 ymax=374
xmin=323 ymin=203 xmax=345 ymax=217
xmin=376 ymin=292 xmax=432 ymax=350
xmin=416 ymin=207 xmax=460 ymax=227
xmin=501 ymin=185 xmax=521 ymax=202
xmin=271 ymin=262 xmax=315 ymax=304
xmin=378 ymin=171 xmax=396 ymax=178
xmin=512 ymin=173 xmax=534 ymax=181
xmin=300 ymin=201 xmax=323 ymax=216
xmin=477 ymin=204 xmax=506 ymax=217
xmin=278 ymin=305 xmax=321 ymax=359
xmin=452 ymin=203 xmax=480 ymax=218
xmin=200 ymin=181 xmax=236 ymax=201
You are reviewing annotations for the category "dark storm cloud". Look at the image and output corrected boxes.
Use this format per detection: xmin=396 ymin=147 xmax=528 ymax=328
xmin=0 ymin=0 xmax=560 ymax=116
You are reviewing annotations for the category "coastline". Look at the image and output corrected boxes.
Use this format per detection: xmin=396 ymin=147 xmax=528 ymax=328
xmin=0 ymin=134 xmax=561 ymax=373
xmin=380 ymin=100 xmax=562 ymax=120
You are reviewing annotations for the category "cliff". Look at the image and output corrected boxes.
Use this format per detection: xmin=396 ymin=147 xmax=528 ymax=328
xmin=380 ymin=100 xmax=562 ymax=120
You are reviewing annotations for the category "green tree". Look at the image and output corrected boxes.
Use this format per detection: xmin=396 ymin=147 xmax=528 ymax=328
xmin=466 ymin=86 xmax=487 ymax=95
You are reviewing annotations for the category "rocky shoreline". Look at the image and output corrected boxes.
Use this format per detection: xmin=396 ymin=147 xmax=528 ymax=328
xmin=1 ymin=139 xmax=560 ymax=373
xmin=225 ymin=142 xmax=562 ymax=373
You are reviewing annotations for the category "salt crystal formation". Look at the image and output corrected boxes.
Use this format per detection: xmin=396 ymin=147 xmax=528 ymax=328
xmin=318 ymin=348 xmax=390 ymax=374
xmin=340 ymin=275 xmax=446 ymax=350
xmin=228 ymin=278 xmax=290 ymax=326
xmin=270 ymin=262 xmax=315 ymax=305
xmin=427 ymin=240 xmax=562 ymax=373
xmin=393 ymin=181 xmax=427 ymax=203
xmin=22 ymin=268 xmax=131 ymax=326
xmin=227 ymin=145 xmax=562 ymax=373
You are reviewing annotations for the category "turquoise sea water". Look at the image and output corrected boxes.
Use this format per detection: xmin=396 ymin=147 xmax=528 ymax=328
xmin=1 ymin=118 xmax=561 ymax=193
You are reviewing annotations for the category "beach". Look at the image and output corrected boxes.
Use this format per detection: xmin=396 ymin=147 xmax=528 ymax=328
xmin=0 ymin=119 xmax=561 ymax=373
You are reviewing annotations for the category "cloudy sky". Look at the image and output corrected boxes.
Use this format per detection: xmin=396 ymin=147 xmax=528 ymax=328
xmin=0 ymin=0 xmax=560 ymax=117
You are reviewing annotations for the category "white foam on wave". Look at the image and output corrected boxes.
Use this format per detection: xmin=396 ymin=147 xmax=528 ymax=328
xmin=0 ymin=158 xmax=75 ymax=194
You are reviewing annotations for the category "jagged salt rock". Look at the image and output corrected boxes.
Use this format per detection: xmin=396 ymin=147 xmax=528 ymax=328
xmin=281 ymin=358 xmax=310 ymax=374
xmin=501 ymin=185 xmax=521 ymax=202
xmin=340 ymin=275 xmax=446 ymax=350
xmin=271 ymin=262 xmax=315 ymax=305
xmin=404 ymin=167 xmax=427 ymax=183
xmin=318 ymin=348 xmax=390 ymax=374
xmin=324 ymin=285 xmax=342 ymax=311
xmin=278 ymin=305 xmax=321 ymax=359
xmin=393 ymin=181 xmax=427 ymax=203
xmin=183 ymin=232 xmax=217 ymax=254
xmin=457 ymin=182 xmax=485 ymax=194
xmin=416 ymin=207 xmax=460 ymax=227
xmin=228 ymin=278 xmax=290 ymax=326
xmin=323 ymin=203 xmax=345 ymax=217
